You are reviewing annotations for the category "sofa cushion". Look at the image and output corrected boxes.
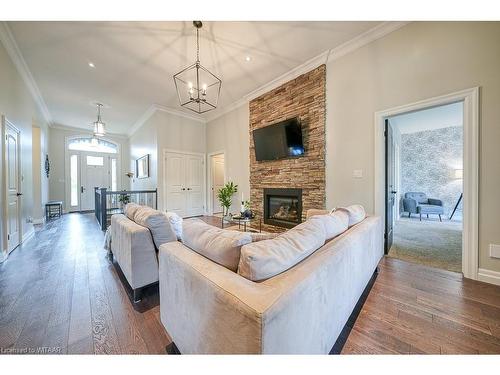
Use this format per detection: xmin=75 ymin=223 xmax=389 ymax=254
xmin=335 ymin=204 xmax=366 ymax=227
xmin=312 ymin=210 xmax=349 ymax=241
xmin=164 ymin=211 xmax=183 ymax=241
xmin=124 ymin=203 xmax=141 ymax=221
xmin=134 ymin=207 xmax=177 ymax=249
xmin=182 ymin=219 xmax=252 ymax=271
xmin=248 ymin=232 xmax=280 ymax=242
xmin=305 ymin=209 xmax=330 ymax=220
xmin=237 ymin=217 xmax=326 ymax=281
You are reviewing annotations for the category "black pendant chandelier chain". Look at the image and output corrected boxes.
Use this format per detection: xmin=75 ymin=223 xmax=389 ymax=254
xmin=196 ymin=26 xmax=200 ymax=63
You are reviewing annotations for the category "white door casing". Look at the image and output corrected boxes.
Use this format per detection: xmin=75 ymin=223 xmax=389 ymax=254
xmin=374 ymin=87 xmax=479 ymax=280
xmin=64 ymin=136 xmax=121 ymax=213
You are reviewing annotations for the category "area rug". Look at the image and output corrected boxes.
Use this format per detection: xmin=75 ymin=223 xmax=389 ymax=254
xmin=388 ymin=218 xmax=462 ymax=273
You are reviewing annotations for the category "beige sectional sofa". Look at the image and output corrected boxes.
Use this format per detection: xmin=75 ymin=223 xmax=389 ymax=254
xmin=110 ymin=203 xmax=177 ymax=302
xmin=159 ymin=208 xmax=383 ymax=354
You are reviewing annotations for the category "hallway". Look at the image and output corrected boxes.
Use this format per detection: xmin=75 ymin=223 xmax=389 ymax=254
xmin=0 ymin=213 xmax=170 ymax=354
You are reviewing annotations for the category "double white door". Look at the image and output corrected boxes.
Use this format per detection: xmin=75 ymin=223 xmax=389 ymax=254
xmin=164 ymin=151 xmax=204 ymax=218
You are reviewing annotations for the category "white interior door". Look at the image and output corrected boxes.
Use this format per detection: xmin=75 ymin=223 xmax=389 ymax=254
xmin=5 ymin=122 xmax=21 ymax=253
xmin=80 ymin=153 xmax=108 ymax=211
xmin=185 ymin=154 xmax=204 ymax=217
xmin=164 ymin=151 xmax=205 ymax=218
xmin=211 ymin=155 xmax=225 ymax=214
xmin=165 ymin=152 xmax=187 ymax=217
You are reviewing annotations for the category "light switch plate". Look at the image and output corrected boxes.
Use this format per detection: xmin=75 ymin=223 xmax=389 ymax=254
xmin=352 ymin=169 xmax=363 ymax=179
xmin=490 ymin=244 xmax=500 ymax=259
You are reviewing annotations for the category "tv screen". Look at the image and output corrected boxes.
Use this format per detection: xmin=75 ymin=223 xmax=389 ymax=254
xmin=253 ymin=118 xmax=304 ymax=161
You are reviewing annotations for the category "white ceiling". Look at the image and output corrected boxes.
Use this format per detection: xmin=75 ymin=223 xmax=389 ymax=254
xmin=389 ymin=101 xmax=464 ymax=134
xmin=8 ymin=21 xmax=381 ymax=134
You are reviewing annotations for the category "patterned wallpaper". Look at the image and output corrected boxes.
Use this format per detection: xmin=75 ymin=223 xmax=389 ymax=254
xmin=400 ymin=126 xmax=463 ymax=216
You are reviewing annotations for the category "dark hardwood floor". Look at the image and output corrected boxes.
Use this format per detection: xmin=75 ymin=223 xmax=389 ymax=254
xmin=0 ymin=213 xmax=170 ymax=354
xmin=0 ymin=213 xmax=499 ymax=354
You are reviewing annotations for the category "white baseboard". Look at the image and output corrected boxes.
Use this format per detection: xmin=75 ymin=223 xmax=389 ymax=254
xmin=477 ymin=268 xmax=500 ymax=286
xmin=22 ymin=228 xmax=35 ymax=243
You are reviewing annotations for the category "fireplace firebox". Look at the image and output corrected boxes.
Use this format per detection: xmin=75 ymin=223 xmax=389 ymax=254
xmin=263 ymin=188 xmax=302 ymax=228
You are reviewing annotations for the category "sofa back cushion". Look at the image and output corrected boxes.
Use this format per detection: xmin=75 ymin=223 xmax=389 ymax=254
xmin=124 ymin=203 xmax=141 ymax=221
xmin=238 ymin=217 xmax=326 ymax=281
xmin=182 ymin=219 xmax=252 ymax=271
xmin=335 ymin=204 xmax=366 ymax=227
xmin=305 ymin=208 xmax=329 ymax=220
xmin=312 ymin=210 xmax=349 ymax=241
xmin=134 ymin=206 xmax=177 ymax=249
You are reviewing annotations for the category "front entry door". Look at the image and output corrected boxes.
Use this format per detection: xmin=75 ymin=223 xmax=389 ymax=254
xmin=80 ymin=154 xmax=108 ymax=211
xmin=385 ymin=118 xmax=396 ymax=254
xmin=4 ymin=121 xmax=21 ymax=253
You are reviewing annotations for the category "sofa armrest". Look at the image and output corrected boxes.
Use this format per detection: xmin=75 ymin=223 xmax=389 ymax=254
xmin=306 ymin=209 xmax=330 ymax=219
xmin=402 ymin=198 xmax=418 ymax=213
xmin=428 ymin=198 xmax=443 ymax=206
xmin=159 ymin=241 xmax=278 ymax=354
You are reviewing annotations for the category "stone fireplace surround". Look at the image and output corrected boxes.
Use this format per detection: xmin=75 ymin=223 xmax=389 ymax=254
xmin=249 ymin=65 xmax=326 ymax=232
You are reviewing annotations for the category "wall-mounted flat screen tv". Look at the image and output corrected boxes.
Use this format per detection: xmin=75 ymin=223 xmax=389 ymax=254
xmin=253 ymin=118 xmax=304 ymax=161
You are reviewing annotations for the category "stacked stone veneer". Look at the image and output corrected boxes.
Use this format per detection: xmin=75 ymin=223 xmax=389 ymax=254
xmin=249 ymin=65 xmax=326 ymax=232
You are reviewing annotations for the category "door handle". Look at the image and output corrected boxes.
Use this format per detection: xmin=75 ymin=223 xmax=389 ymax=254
xmin=181 ymin=188 xmax=186 ymax=191
xmin=81 ymin=186 xmax=85 ymax=193
xmin=391 ymin=190 xmax=397 ymax=194
xmin=187 ymin=188 xmax=192 ymax=191
xmin=16 ymin=192 xmax=23 ymax=196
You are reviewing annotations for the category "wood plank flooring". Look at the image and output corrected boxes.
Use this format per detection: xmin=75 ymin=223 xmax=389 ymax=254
xmin=0 ymin=213 xmax=499 ymax=354
xmin=0 ymin=213 xmax=170 ymax=354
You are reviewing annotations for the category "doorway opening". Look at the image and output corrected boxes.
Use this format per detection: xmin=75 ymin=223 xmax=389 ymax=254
xmin=65 ymin=136 xmax=120 ymax=213
xmin=385 ymin=102 xmax=464 ymax=272
xmin=209 ymin=152 xmax=225 ymax=216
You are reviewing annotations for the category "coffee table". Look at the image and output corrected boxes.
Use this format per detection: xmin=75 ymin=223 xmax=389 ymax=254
xmin=223 ymin=215 xmax=262 ymax=233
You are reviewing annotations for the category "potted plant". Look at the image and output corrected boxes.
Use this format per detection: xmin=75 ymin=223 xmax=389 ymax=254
xmin=119 ymin=193 xmax=131 ymax=210
xmin=217 ymin=181 xmax=238 ymax=222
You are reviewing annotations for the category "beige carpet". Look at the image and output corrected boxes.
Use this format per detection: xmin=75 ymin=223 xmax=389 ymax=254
xmin=388 ymin=218 xmax=462 ymax=273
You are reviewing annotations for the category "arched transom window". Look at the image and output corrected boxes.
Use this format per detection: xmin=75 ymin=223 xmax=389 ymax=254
xmin=68 ymin=137 xmax=118 ymax=154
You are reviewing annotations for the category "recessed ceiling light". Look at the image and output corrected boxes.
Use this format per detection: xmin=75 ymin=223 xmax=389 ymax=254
xmin=245 ymin=56 xmax=252 ymax=62
xmin=88 ymin=62 xmax=95 ymax=68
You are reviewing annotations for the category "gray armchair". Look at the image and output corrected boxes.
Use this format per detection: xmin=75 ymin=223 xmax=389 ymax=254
xmin=402 ymin=192 xmax=444 ymax=221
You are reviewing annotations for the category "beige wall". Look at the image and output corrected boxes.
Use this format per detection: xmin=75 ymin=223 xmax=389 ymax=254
xmin=129 ymin=110 xmax=206 ymax=210
xmin=205 ymin=22 xmax=500 ymax=275
xmin=48 ymin=126 xmax=130 ymax=205
xmin=0 ymin=40 xmax=50 ymax=255
xmin=206 ymin=104 xmax=250 ymax=214
xmin=325 ymin=22 xmax=500 ymax=272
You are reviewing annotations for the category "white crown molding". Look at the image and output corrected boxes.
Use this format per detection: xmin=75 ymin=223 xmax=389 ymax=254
xmin=205 ymin=99 xmax=249 ymax=124
xmin=128 ymin=103 xmax=205 ymax=138
xmin=205 ymin=21 xmax=409 ymax=123
xmin=0 ymin=22 xmax=53 ymax=126
xmin=50 ymin=122 xmax=128 ymax=139
xmin=154 ymin=104 xmax=206 ymax=124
